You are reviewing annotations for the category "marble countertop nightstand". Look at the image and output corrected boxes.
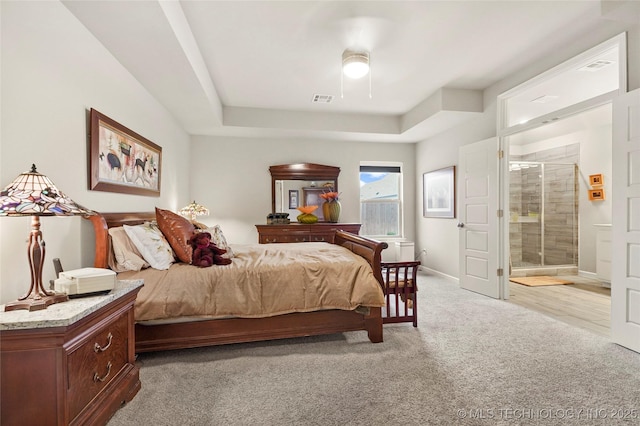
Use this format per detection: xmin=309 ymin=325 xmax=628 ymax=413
xmin=0 ymin=279 xmax=143 ymax=330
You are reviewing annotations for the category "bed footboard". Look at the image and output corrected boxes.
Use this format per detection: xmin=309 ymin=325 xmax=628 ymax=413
xmin=334 ymin=230 xmax=388 ymax=288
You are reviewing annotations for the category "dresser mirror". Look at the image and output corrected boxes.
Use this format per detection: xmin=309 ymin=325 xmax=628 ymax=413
xmin=270 ymin=163 xmax=340 ymax=220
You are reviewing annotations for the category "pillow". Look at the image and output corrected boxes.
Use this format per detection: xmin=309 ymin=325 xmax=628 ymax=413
xmin=155 ymin=207 xmax=195 ymax=264
xmin=206 ymin=225 xmax=234 ymax=259
xmin=108 ymin=227 xmax=149 ymax=272
xmin=123 ymin=222 xmax=175 ymax=270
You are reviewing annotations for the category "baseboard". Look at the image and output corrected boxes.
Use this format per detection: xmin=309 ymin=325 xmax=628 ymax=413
xmin=578 ymin=270 xmax=611 ymax=288
xmin=578 ymin=270 xmax=597 ymax=280
xmin=419 ymin=266 xmax=459 ymax=284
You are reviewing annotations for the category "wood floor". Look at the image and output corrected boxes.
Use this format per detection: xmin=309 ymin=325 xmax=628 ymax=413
xmin=507 ymin=275 xmax=611 ymax=338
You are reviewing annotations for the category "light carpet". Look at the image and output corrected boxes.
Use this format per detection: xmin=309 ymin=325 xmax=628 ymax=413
xmin=108 ymin=273 xmax=639 ymax=426
xmin=510 ymin=276 xmax=573 ymax=286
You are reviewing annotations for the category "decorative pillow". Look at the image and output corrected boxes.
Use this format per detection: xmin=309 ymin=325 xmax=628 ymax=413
xmin=108 ymin=227 xmax=149 ymax=272
xmin=123 ymin=222 xmax=175 ymax=270
xmin=155 ymin=207 xmax=195 ymax=264
xmin=206 ymin=225 xmax=234 ymax=259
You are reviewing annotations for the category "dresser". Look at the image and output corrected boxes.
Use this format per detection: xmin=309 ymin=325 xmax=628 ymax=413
xmin=0 ymin=280 xmax=143 ymax=426
xmin=256 ymin=223 xmax=361 ymax=244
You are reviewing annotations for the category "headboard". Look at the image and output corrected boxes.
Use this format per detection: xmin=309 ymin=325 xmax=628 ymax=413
xmin=85 ymin=212 xmax=156 ymax=269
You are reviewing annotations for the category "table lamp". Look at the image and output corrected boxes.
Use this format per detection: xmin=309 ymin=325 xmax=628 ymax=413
xmin=0 ymin=164 xmax=94 ymax=311
xmin=179 ymin=200 xmax=210 ymax=222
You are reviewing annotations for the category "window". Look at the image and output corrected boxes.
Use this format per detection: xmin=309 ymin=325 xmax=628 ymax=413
xmin=359 ymin=164 xmax=402 ymax=237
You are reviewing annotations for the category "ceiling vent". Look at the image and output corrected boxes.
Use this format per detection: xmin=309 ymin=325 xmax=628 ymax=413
xmin=312 ymin=94 xmax=333 ymax=104
xmin=578 ymin=60 xmax=614 ymax=72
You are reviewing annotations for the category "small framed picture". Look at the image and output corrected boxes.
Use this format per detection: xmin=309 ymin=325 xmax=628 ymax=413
xmin=289 ymin=190 xmax=299 ymax=209
xmin=589 ymin=174 xmax=604 ymax=187
xmin=588 ymin=189 xmax=606 ymax=201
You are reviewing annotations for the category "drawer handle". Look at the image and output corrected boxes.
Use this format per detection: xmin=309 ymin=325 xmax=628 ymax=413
xmin=93 ymin=361 xmax=112 ymax=383
xmin=266 ymin=238 xmax=277 ymax=243
xmin=94 ymin=332 xmax=113 ymax=353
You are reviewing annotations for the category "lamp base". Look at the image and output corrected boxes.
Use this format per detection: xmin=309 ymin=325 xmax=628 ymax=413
xmin=4 ymin=292 xmax=69 ymax=312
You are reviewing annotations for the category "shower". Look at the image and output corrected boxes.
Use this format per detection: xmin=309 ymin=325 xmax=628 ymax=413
xmin=509 ymin=161 xmax=579 ymax=270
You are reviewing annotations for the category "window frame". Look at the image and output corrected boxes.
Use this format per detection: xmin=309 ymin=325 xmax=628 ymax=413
xmin=359 ymin=162 xmax=404 ymax=239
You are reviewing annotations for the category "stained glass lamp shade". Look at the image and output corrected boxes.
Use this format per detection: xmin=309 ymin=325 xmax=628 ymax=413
xmin=0 ymin=164 xmax=94 ymax=311
xmin=179 ymin=200 xmax=210 ymax=222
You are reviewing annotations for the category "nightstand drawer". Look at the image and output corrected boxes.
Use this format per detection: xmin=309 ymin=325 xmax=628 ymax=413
xmin=67 ymin=312 xmax=129 ymax=420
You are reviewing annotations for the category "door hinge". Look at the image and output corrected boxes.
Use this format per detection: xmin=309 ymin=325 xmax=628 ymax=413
xmin=498 ymin=150 xmax=504 ymax=159
xmin=497 ymin=268 xmax=504 ymax=277
xmin=497 ymin=209 xmax=503 ymax=218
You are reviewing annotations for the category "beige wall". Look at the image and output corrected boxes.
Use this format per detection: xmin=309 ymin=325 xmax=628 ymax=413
xmin=189 ymin=135 xmax=416 ymax=247
xmin=0 ymin=1 xmax=191 ymax=303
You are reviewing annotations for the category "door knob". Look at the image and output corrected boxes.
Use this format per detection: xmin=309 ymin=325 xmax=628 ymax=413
xmin=457 ymin=222 xmax=465 ymax=228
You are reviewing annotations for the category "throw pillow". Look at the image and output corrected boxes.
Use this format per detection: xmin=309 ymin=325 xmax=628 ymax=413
xmin=156 ymin=207 xmax=195 ymax=264
xmin=207 ymin=225 xmax=234 ymax=259
xmin=123 ymin=222 xmax=175 ymax=270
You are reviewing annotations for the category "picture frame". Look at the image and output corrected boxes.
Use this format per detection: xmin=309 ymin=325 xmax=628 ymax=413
xmin=89 ymin=108 xmax=162 ymax=196
xmin=589 ymin=174 xmax=604 ymax=187
xmin=423 ymin=166 xmax=456 ymax=218
xmin=289 ymin=190 xmax=299 ymax=209
xmin=588 ymin=188 xmax=606 ymax=201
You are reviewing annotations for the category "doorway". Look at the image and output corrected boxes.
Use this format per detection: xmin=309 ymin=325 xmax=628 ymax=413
xmin=504 ymin=99 xmax=613 ymax=337
xmin=495 ymin=34 xmax=624 ymax=336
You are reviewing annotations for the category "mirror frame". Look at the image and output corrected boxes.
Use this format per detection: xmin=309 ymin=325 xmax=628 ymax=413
xmin=270 ymin=163 xmax=340 ymax=213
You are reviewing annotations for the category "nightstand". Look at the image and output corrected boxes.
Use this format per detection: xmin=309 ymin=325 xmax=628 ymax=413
xmin=0 ymin=280 xmax=143 ymax=426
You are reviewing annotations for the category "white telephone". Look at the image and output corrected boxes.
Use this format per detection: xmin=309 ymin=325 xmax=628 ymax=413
xmin=54 ymin=267 xmax=116 ymax=296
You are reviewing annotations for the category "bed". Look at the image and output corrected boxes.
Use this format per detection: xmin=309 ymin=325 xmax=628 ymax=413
xmin=85 ymin=211 xmax=389 ymax=353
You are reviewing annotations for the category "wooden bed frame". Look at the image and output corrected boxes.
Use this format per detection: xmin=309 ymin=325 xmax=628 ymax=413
xmin=85 ymin=212 xmax=389 ymax=353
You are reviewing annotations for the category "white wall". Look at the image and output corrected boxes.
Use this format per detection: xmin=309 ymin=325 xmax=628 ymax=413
xmin=0 ymin=1 xmax=190 ymax=304
xmin=190 ymin=135 xmax=416 ymax=250
xmin=416 ymin=23 xmax=639 ymax=279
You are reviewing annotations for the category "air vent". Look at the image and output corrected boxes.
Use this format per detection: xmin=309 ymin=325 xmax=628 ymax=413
xmin=578 ymin=60 xmax=614 ymax=72
xmin=312 ymin=94 xmax=333 ymax=104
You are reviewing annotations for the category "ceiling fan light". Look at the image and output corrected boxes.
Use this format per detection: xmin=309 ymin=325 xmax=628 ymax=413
xmin=342 ymin=50 xmax=369 ymax=79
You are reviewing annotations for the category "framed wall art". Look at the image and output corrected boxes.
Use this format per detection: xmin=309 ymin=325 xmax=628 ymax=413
xmin=289 ymin=190 xmax=299 ymax=209
xmin=89 ymin=108 xmax=162 ymax=196
xmin=423 ymin=166 xmax=456 ymax=218
xmin=588 ymin=188 xmax=606 ymax=201
xmin=589 ymin=174 xmax=604 ymax=187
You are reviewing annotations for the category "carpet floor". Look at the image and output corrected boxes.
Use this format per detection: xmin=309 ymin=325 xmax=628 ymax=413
xmin=108 ymin=273 xmax=639 ymax=425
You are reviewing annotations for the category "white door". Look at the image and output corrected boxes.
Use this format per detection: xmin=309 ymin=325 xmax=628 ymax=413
xmin=458 ymin=138 xmax=501 ymax=298
xmin=611 ymin=89 xmax=640 ymax=353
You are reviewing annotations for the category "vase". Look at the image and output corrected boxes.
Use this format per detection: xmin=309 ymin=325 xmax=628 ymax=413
xmin=323 ymin=200 xmax=341 ymax=223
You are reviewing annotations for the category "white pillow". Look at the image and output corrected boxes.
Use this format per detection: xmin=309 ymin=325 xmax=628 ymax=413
xmin=123 ymin=222 xmax=175 ymax=270
xmin=108 ymin=227 xmax=149 ymax=272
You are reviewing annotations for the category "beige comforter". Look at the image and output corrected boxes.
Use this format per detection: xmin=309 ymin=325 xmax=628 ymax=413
xmin=117 ymin=242 xmax=385 ymax=322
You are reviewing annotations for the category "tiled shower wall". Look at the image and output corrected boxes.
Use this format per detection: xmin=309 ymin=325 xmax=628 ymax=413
xmin=510 ymin=143 xmax=579 ymax=268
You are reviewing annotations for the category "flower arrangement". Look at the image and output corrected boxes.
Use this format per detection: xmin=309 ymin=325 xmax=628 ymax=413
xmin=320 ymin=191 xmax=340 ymax=202
xmin=297 ymin=205 xmax=318 ymax=214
